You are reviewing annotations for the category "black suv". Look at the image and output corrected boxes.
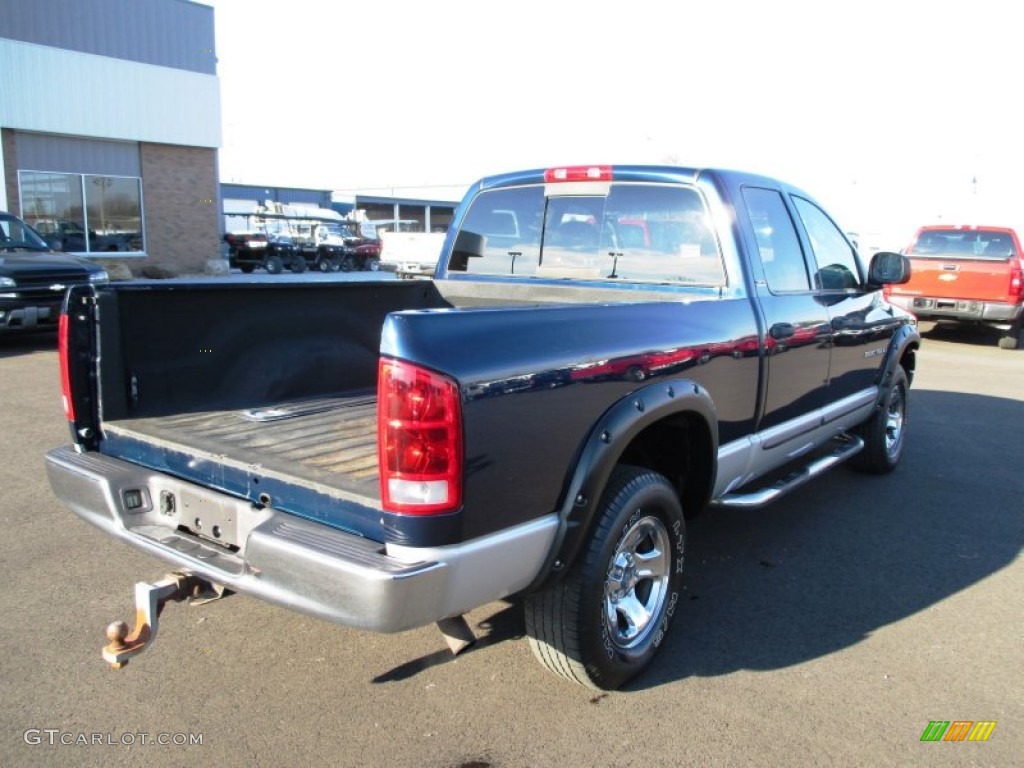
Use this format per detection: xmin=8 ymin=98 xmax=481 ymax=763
xmin=0 ymin=211 xmax=109 ymax=334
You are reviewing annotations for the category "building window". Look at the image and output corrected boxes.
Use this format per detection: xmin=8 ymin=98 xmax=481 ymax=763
xmin=19 ymin=171 xmax=144 ymax=254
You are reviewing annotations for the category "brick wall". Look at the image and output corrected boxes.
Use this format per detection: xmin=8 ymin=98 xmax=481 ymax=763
xmin=2 ymin=129 xmax=19 ymax=215
xmin=140 ymin=143 xmax=220 ymax=274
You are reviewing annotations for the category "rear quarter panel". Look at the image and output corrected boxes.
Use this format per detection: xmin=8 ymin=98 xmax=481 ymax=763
xmin=381 ymin=296 xmax=761 ymax=542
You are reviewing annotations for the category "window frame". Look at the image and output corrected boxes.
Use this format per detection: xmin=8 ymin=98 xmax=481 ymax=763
xmin=17 ymin=169 xmax=146 ymax=256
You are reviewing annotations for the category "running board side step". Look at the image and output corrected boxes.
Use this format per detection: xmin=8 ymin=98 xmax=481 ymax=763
xmin=711 ymin=434 xmax=864 ymax=510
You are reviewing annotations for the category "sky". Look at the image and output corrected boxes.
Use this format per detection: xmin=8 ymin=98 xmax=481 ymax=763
xmin=202 ymin=0 xmax=1022 ymax=250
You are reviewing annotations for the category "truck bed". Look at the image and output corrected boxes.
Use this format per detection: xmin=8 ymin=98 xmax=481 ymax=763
xmin=102 ymin=393 xmax=380 ymax=502
xmin=86 ymin=278 xmax=729 ymax=537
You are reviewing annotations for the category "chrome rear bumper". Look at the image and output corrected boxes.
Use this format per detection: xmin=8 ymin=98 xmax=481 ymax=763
xmin=45 ymin=446 xmax=447 ymax=632
xmin=45 ymin=446 xmax=557 ymax=633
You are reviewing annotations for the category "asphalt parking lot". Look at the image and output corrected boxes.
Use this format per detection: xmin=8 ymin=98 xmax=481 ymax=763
xmin=0 ymin=292 xmax=1020 ymax=767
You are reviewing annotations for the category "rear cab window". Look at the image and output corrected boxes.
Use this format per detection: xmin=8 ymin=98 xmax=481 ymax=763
xmin=908 ymin=228 xmax=1019 ymax=260
xmin=448 ymin=182 xmax=726 ymax=287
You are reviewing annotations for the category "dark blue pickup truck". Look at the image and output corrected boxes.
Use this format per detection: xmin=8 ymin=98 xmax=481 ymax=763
xmin=45 ymin=165 xmax=919 ymax=689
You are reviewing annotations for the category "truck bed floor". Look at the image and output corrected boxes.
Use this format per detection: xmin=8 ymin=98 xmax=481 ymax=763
xmin=101 ymin=394 xmax=380 ymax=501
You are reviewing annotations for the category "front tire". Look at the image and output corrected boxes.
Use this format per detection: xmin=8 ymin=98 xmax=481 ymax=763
xmin=852 ymin=366 xmax=909 ymax=473
xmin=524 ymin=465 xmax=685 ymax=690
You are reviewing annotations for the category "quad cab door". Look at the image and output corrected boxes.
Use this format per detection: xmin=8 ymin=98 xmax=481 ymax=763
xmin=739 ymin=186 xmax=902 ymax=432
xmin=740 ymin=186 xmax=832 ymax=430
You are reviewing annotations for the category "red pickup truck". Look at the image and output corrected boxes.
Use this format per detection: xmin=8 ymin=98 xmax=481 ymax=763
xmin=886 ymin=225 xmax=1024 ymax=348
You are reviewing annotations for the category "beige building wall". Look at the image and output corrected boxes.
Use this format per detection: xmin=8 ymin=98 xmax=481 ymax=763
xmin=140 ymin=143 xmax=220 ymax=274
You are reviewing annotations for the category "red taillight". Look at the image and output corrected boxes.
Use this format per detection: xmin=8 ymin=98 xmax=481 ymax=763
xmin=1010 ymin=260 xmax=1023 ymax=298
xmin=544 ymin=165 xmax=613 ymax=183
xmin=377 ymin=358 xmax=462 ymax=515
xmin=58 ymin=312 xmax=75 ymax=421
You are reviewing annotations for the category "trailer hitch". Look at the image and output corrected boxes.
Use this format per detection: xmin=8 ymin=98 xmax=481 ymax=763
xmin=102 ymin=572 xmax=226 ymax=669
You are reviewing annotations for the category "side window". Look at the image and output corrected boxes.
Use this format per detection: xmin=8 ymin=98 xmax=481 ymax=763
xmin=792 ymin=197 xmax=862 ymax=290
xmin=742 ymin=187 xmax=810 ymax=292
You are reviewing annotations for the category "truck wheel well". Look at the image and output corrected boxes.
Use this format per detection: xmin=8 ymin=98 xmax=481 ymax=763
xmin=617 ymin=413 xmax=714 ymax=518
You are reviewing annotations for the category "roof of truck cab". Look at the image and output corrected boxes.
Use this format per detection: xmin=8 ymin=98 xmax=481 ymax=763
xmin=472 ymin=165 xmax=806 ymax=196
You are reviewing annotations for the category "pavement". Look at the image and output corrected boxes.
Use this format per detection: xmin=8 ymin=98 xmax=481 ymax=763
xmin=0 ymin=314 xmax=1020 ymax=768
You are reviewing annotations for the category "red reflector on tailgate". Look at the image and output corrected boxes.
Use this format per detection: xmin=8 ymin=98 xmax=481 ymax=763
xmin=377 ymin=358 xmax=462 ymax=515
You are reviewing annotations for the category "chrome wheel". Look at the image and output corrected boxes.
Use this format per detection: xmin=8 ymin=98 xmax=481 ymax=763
xmin=603 ymin=515 xmax=671 ymax=651
xmin=884 ymin=386 xmax=905 ymax=458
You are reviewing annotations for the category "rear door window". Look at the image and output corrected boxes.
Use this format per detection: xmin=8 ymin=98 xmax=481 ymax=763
xmin=741 ymin=187 xmax=811 ymax=293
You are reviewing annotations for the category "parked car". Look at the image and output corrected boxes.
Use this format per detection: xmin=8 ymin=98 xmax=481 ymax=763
xmin=886 ymin=224 xmax=1024 ymax=348
xmin=224 ymin=231 xmax=278 ymax=273
xmin=0 ymin=211 xmax=109 ymax=334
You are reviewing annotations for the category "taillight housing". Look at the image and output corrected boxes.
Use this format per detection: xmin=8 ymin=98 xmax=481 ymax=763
xmin=58 ymin=312 xmax=75 ymax=421
xmin=377 ymin=358 xmax=462 ymax=514
xmin=1010 ymin=260 xmax=1023 ymax=299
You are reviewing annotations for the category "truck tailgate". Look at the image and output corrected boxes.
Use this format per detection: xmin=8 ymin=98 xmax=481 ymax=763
xmin=898 ymin=257 xmax=1017 ymax=302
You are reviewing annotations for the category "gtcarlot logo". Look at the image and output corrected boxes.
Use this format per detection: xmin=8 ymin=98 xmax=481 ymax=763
xmin=23 ymin=729 xmax=203 ymax=747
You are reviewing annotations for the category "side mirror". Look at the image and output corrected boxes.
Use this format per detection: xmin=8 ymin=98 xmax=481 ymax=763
xmin=868 ymin=251 xmax=911 ymax=285
xmin=448 ymin=230 xmax=486 ymax=271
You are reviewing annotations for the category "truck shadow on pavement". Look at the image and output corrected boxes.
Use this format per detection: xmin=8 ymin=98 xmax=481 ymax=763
xmin=920 ymin=322 xmax=1021 ymax=350
xmin=372 ymin=604 xmax=523 ymax=684
xmin=372 ymin=390 xmax=1022 ymax=690
xmin=0 ymin=331 xmax=57 ymax=358
xmin=636 ymin=388 xmax=1023 ymax=690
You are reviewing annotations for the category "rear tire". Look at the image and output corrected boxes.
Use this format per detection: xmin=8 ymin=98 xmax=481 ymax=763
xmin=264 ymin=255 xmax=283 ymax=275
xmin=852 ymin=366 xmax=908 ymax=473
xmin=524 ymin=465 xmax=685 ymax=690
xmin=289 ymin=255 xmax=307 ymax=273
xmin=997 ymin=316 xmax=1021 ymax=349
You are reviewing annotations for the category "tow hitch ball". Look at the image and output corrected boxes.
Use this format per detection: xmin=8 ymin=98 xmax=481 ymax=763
xmin=102 ymin=572 xmax=225 ymax=669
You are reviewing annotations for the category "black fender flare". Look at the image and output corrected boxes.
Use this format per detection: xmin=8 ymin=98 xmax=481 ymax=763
xmin=876 ymin=322 xmax=920 ymax=406
xmin=527 ymin=377 xmax=718 ymax=592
